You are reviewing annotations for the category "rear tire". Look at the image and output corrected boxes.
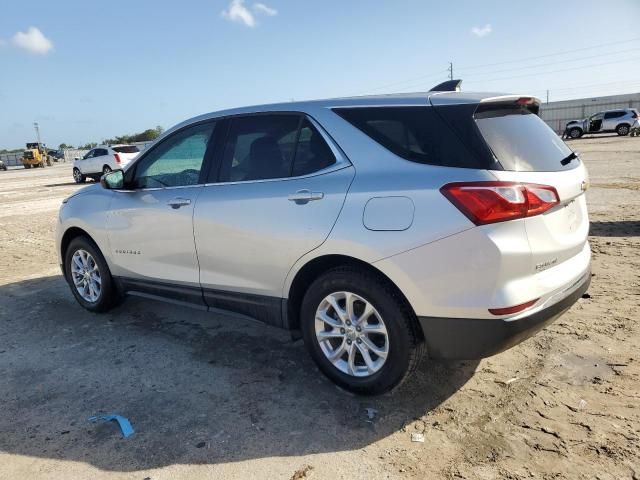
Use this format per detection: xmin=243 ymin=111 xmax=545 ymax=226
xmin=24 ymin=164 xmax=31 ymax=169
xmin=300 ymin=266 xmax=425 ymax=395
xmin=73 ymin=168 xmax=86 ymax=184
xmin=569 ymin=127 xmax=582 ymax=139
xmin=616 ymin=124 xmax=630 ymax=136
xmin=102 ymin=165 xmax=112 ymax=175
xmin=64 ymin=236 xmax=119 ymax=313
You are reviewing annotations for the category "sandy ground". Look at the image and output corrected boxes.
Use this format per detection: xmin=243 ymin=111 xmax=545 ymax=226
xmin=0 ymin=136 xmax=638 ymax=480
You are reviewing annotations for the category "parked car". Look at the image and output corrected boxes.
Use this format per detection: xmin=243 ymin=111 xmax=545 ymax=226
xmin=48 ymin=149 xmax=65 ymax=162
xmin=57 ymin=90 xmax=591 ymax=394
xmin=565 ymin=108 xmax=639 ymax=138
xmin=0 ymin=159 xmax=7 ymax=171
xmin=72 ymin=145 xmax=140 ymax=183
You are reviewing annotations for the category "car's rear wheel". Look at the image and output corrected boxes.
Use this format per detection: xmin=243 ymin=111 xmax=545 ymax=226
xmin=73 ymin=168 xmax=86 ymax=184
xmin=569 ymin=127 xmax=582 ymax=139
xmin=301 ymin=267 xmax=424 ymax=395
xmin=616 ymin=124 xmax=630 ymax=136
xmin=64 ymin=236 xmax=119 ymax=312
xmin=103 ymin=165 xmax=112 ymax=175
xmin=24 ymin=164 xmax=31 ymax=169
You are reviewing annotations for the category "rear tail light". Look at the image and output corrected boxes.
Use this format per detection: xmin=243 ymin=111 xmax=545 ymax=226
xmin=489 ymin=298 xmax=539 ymax=316
xmin=114 ymin=153 xmax=121 ymax=164
xmin=440 ymin=181 xmax=559 ymax=225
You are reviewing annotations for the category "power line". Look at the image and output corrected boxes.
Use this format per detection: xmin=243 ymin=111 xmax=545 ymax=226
xmin=461 ymin=55 xmax=640 ymax=85
xmin=457 ymin=36 xmax=640 ymax=71
xmin=457 ymin=48 xmax=638 ymax=79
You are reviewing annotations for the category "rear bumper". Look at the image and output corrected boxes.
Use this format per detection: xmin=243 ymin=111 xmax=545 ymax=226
xmin=418 ymin=268 xmax=591 ymax=360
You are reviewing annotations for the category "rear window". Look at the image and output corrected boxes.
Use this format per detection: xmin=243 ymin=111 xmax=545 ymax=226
xmin=113 ymin=145 xmax=140 ymax=154
xmin=333 ymin=106 xmax=494 ymax=169
xmin=475 ymin=105 xmax=576 ymax=172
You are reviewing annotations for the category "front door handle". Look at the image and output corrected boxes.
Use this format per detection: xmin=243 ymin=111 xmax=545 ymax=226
xmin=288 ymin=189 xmax=324 ymax=205
xmin=167 ymin=197 xmax=191 ymax=209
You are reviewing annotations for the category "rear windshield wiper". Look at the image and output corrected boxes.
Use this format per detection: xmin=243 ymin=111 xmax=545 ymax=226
xmin=560 ymin=152 xmax=578 ymax=166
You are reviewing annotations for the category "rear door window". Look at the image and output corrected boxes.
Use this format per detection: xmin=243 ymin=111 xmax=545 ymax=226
xmin=291 ymin=118 xmax=336 ymax=176
xmin=218 ymin=114 xmax=301 ymax=182
xmin=604 ymin=111 xmax=625 ymax=119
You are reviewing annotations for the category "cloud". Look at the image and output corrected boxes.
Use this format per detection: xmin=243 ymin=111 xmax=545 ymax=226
xmin=12 ymin=27 xmax=53 ymax=54
xmin=471 ymin=24 xmax=492 ymax=38
xmin=221 ymin=0 xmax=277 ymax=27
xmin=253 ymin=2 xmax=277 ymax=16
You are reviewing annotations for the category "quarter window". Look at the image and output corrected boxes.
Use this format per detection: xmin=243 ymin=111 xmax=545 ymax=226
xmin=133 ymin=122 xmax=215 ymax=188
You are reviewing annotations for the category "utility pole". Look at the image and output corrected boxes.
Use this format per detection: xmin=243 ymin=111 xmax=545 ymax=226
xmin=34 ymin=122 xmax=41 ymax=144
xmin=546 ymin=90 xmax=549 ymax=104
xmin=448 ymin=62 xmax=453 ymax=80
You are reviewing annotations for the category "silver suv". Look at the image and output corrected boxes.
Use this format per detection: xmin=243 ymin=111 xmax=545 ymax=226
xmin=565 ymin=108 xmax=639 ymax=138
xmin=57 ymin=90 xmax=591 ymax=394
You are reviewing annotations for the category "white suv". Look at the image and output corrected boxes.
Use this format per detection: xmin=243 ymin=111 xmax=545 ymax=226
xmin=72 ymin=145 xmax=140 ymax=183
xmin=57 ymin=89 xmax=591 ymax=394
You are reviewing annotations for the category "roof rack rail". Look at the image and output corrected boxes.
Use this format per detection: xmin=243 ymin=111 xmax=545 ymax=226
xmin=429 ymin=79 xmax=462 ymax=92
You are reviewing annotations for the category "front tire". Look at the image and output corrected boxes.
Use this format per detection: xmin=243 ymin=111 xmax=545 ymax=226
xmin=616 ymin=124 xmax=630 ymax=136
xmin=73 ymin=168 xmax=86 ymax=184
xmin=569 ymin=127 xmax=583 ymax=139
xmin=64 ymin=236 xmax=118 ymax=313
xmin=300 ymin=267 xmax=424 ymax=395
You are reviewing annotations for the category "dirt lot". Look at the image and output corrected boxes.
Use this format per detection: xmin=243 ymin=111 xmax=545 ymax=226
xmin=0 ymin=136 xmax=638 ymax=480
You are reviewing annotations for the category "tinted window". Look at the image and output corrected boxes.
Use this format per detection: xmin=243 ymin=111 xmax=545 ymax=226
xmin=133 ymin=122 xmax=215 ymax=188
xmin=292 ymin=119 xmax=336 ymax=176
xmin=94 ymin=149 xmax=108 ymax=157
xmin=219 ymin=114 xmax=300 ymax=182
xmin=333 ymin=106 xmax=491 ymax=169
xmin=113 ymin=145 xmax=140 ymax=153
xmin=604 ymin=111 xmax=625 ymax=119
xmin=475 ymin=107 xmax=575 ymax=172
xmin=82 ymin=150 xmax=95 ymax=160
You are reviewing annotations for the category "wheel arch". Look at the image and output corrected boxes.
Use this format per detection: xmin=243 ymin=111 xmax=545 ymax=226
xmin=60 ymin=227 xmax=99 ymax=276
xmin=285 ymin=254 xmax=422 ymax=339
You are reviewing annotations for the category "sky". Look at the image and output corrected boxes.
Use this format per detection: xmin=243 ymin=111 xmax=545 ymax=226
xmin=1 ymin=0 xmax=640 ymax=149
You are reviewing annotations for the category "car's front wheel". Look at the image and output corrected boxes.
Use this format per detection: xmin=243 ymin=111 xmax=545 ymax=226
xmin=64 ymin=236 xmax=119 ymax=312
xmin=301 ymin=267 xmax=424 ymax=395
xmin=569 ymin=127 xmax=583 ymax=139
xmin=72 ymin=168 xmax=86 ymax=184
xmin=616 ymin=124 xmax=630 ymax=136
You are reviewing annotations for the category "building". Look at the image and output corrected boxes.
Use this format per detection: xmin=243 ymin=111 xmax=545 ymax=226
xmin=539 ymin=92 xmax=640 ymax=134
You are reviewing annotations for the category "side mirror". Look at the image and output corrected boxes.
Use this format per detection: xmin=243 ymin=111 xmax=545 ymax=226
xmin=100 ymin=169 xmax=125 ymax=190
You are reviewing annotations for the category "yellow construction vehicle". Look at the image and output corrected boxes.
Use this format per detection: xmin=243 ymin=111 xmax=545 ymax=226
xmin=22 ymin=142 xmax=51 ymax=169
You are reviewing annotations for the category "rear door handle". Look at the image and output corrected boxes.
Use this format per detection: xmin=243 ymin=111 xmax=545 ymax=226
xmin=288 ymin=189 xmax=324 ymax=204
xmin=167 ymin=197 xmax=191 ymax=209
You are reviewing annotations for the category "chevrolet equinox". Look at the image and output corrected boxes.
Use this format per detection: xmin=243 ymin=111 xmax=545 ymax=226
xmin=57 ymin=86 xmax=591 ymax=394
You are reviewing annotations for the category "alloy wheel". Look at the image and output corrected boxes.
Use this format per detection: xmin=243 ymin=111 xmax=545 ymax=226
xmin=70 ymin=249 xmax=102 ymax=303
xmin=314 ymin=291 xmax=389 ymax=377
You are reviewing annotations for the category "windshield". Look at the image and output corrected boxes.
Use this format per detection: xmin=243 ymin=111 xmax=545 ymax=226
xmin=475 ymin=108 xmax=576 ymax=172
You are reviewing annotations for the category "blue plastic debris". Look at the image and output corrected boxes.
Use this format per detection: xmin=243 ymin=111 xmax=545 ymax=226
xmin=88 ymin=414 xmax=134 ymax=438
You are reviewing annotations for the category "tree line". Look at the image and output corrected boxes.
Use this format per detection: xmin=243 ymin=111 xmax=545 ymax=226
xmin=58 ymin=125 xmax=164 ymax=150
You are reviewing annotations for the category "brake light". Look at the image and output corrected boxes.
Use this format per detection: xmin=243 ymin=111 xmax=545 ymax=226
xmin=114 ymin=153 xmax=121 ymax=164
xmin=489 ymin=299 xmax=539 ymax=316
xmin=516 ymin=97 xmax=535 ymax=105
xmin=440 ymin=181 xmax=559 ymax=225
